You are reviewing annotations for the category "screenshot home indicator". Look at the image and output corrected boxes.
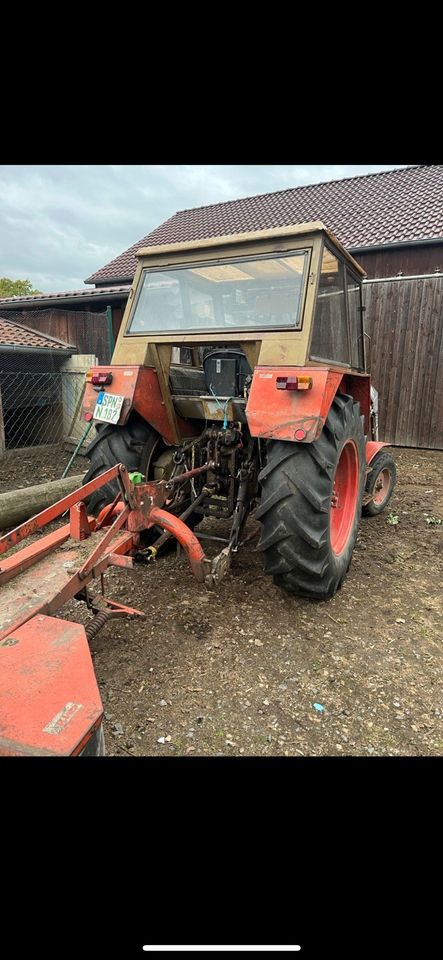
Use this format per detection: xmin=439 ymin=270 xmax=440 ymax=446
xmin=143 ymin=949 xmax=301 ymax=953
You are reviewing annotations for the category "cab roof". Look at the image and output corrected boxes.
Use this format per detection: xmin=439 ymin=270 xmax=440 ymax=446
xmin=136 ymin=221 xmax=366 ymax=277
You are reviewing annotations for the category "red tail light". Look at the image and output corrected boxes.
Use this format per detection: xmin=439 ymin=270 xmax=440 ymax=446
xmin=91 ymin=372 xmax=113 ymax=386
xmin=276 ymin=376 xmax=313 ymax=391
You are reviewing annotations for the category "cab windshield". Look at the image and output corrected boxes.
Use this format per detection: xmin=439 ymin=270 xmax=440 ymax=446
xmin=128 ymin=250 xmax=309 ymax=334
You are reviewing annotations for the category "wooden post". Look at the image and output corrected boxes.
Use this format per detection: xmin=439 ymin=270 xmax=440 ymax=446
xmin=0 ymin=474 xmax=85 ymax=531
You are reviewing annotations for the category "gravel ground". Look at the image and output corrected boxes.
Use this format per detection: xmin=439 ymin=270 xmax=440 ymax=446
xmin=1 ymin=444 xmax=442 ymax=756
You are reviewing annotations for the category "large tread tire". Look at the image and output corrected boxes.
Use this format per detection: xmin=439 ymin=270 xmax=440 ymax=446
xmin=256 ymin=394 xmax=366 ymax=599
xmin=83 ymin=413 xmax=161 ymax=516
xmin=362 ymin=451 xmax=396 ymax=517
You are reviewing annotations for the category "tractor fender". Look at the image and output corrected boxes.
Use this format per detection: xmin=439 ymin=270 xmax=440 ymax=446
xmin=366 ymin=441 xmax=389 ymax=465
xmin=246 ymin=367 xmax=345 ymax=443
xmin=82 ymin=364 xmax=195 ymax=445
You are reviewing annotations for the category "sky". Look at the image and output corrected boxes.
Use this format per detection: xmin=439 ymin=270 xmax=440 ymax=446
xmin=0 ymin=165 xmax=410 ymax=293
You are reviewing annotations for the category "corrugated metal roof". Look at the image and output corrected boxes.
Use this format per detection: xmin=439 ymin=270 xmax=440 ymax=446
xmin=0 ymin=316 xmax=75 ymax=351
xmin=85 ymin=165 xmax=443 ymax=284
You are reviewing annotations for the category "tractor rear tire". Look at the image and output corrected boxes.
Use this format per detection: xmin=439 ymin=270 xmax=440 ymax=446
xmin=256 ymin=393 xmax=366 ymax=599
xmin=83 ymin=415 xmax=199 ymax=549
xmin=362 ymin=451 xmax=396 ymax=517
xmin=83 ymin=413 xmax=162 ymax=516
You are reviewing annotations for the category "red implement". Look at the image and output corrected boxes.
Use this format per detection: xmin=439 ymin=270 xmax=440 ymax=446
xmin=0 ymin=463 xmax=227 ymax=755
xmin=0 ymin=615 xmax=103 ymax=756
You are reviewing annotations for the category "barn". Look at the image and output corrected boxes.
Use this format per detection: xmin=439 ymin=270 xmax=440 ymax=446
xmin=1 ymin=164 xmax=442 ymax=447
xmin=84 ymin=164 xmax=443 ymax=450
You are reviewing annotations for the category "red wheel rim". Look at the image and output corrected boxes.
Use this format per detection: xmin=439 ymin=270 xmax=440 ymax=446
xmin=330 ymin=440 xmax=359 ymax=555
xmin=373 ymin=467 xmax=391 ymax=505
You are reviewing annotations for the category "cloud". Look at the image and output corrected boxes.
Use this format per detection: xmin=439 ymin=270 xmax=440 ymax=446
xmin=0 ymin=164 xmax=409 ymax=292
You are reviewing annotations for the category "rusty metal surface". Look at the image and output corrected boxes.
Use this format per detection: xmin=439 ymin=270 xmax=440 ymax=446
xmin=0 ymin=461 xmax=232 ymax=647
xmin=127 ymin=480 xmax=168 ymax=532
xmin=0 ymin=464 xmax=234 ymax=756
xmin=167 ymin=463 xmax=215 ymax=486
xmin=0 ymin=528 xmax=135 ymax=641
xmin=0 ymin=543 xmax=84 ymax=639
xmin=200 ymin=398 xmax=237 ymax=422
xmin=95 ymin=493 xmax=124 ymax=530
xmin=84 ymin=595 xmax=145 ymax=641
xmin=127 ymin=468 xmax=213 ymax=533
xmin=0 ymin=524 xmax=72 ymax=586
xmin=107 ymin=553 xmax=134 ymax=568
xmin=44 ymin=531 xmax=135 ymax=619
xmin=0 ymin=463 xmax=122 ymax=555
xmin=173 ymin=396 xmax=247 ymax=423
xmin=77 ymin=504 xmax=130 ymax=580
xmin=70 ymin=501 xmax=91 ymax=540
xmin=207 ymin=546 xmax=231 ymax=587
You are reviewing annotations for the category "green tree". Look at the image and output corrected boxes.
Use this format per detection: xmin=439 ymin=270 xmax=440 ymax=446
xmin=0 ymin=277 xmax=42 ymax=298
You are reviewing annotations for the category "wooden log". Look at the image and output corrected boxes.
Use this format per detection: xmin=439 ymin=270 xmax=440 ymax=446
xmin=0 ymin=474 xmax=86 ymax=530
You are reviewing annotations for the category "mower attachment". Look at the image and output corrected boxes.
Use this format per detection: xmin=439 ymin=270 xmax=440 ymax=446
xmin=0 ymin=459 xmax=256 ymax=755
xmin=0 ymin=615 xmax=104 ymax=756
xmin=0 ymin=462 xmax=237 ymax=647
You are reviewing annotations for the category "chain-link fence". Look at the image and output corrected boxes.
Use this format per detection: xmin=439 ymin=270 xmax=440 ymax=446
xmin=0 ymin=370 xmax=91 ymax=452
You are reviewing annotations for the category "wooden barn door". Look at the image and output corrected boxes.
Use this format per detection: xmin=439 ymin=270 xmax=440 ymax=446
xmin=363 ymin=275 xmax=443 ymax=449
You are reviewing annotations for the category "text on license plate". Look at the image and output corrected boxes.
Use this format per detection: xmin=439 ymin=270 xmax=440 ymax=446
xmin=93 ymin=392 xmax=125 ymax=424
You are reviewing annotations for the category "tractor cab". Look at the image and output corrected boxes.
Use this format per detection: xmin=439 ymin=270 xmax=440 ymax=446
xmin=118 ymin=222 xmax=364 ymax=365
xmin=89 ymin=222 xmax=367 ymax=444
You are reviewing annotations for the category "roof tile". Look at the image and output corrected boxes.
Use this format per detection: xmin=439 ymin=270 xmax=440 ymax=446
xmin=0 ymin=316 xmax=75 ymax=351
xmin=85 ymin=165 xmax=443 ymax=284
xmin=0 ymin=285 xmax=130 ymax=307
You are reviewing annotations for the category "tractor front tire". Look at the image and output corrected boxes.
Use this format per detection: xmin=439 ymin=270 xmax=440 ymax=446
xmin=83 ymin=413 xmax=162 ymax=516
xmin=257 ymin=394 xmax=366 ymax=599
xmin=362 ymin=451 xmax=396 ymax=517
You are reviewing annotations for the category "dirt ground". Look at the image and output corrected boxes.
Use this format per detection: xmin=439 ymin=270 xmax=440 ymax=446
xmin=1 ymin=444 xmax=442 ymax=756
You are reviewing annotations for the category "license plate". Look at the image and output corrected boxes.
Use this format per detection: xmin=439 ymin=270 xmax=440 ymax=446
xmin=93 ymin=392 xmax=125 ymax=424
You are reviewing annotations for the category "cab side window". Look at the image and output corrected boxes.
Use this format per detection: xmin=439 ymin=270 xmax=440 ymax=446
xmin=310 ymin=248 xmax=350 ymax=364
xmin=346 ymin=270 xmax=364 ymax=370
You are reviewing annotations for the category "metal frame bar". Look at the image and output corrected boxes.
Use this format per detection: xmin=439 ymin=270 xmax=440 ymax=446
xmin=0 ymin=458 xmax=242 ymax=642
xmin=0 ymin=464 xmax=124 ymax=555
xmin=0 ymin=529 xmax=136 ymax=643
xmin=0 ymin=524 xmax=73 ymax=586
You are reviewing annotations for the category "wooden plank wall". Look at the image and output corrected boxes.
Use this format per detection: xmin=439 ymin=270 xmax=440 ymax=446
xmin=3 ymin=309 xmax=112 ymax=362
xmin=356 ymin=243 xmax=443 ymax=279
xmin=363 ymin=276 xmax=443 ymax=449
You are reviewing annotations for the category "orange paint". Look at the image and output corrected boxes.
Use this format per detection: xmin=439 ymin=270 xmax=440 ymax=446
xmin=246 ymin=367 xmax=344 ymax=442
xmin=82 ymin=364 xmax=197 ymax=444
xmin=69 ymin=502 xmax=91 ymax=540
xmin=0 ymin=616 xmax=103 ymax=757
xmin=149 ymin=507 xmax=207 ymax=582
xmin=366 ymin=441 xmax=389 ymax=464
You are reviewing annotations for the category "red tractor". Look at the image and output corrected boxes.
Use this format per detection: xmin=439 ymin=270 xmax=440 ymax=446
xmin=0 ymin=222 xmax=396 ymax=755
xmin=82 ymin=221 xmax=396 ymax=597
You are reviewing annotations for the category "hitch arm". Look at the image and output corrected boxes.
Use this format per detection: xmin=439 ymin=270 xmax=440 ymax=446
xmin=148 ymin=507 xmax=210 ymax=582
